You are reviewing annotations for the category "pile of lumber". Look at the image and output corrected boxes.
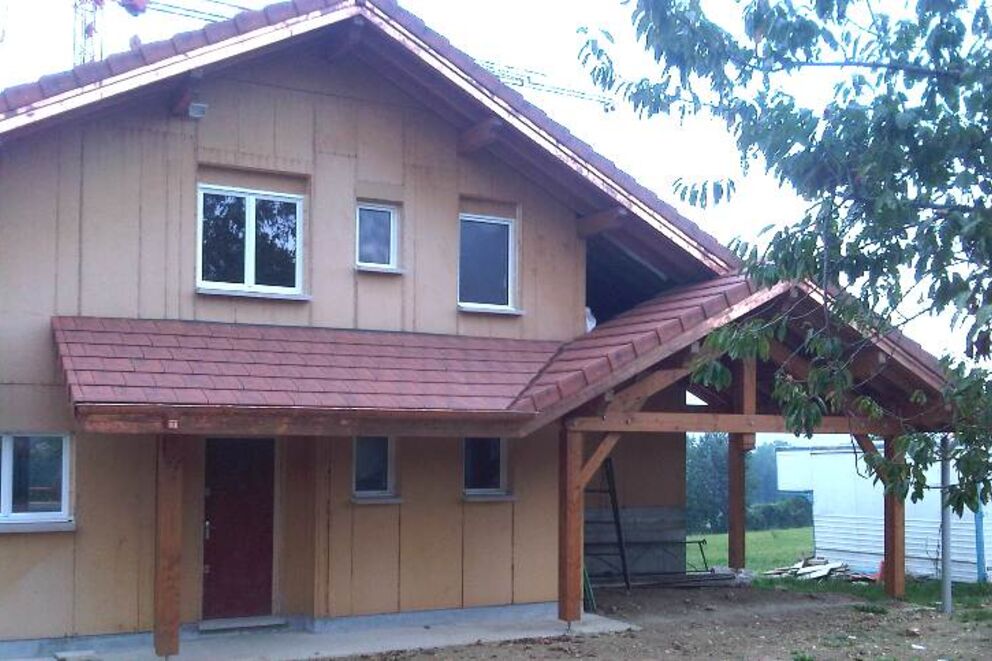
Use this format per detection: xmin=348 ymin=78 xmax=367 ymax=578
xmin=762 ymin=557 xmax=876 ymax=582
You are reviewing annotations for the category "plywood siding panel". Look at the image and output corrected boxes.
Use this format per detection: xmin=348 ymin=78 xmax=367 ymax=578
xmin=512 ymin=428 xmax=559 ymax=603
xmin=398 ymin=437 xmax=462 ymax=611
xmin=275 ymin=91 xmax=315 ymax=163
xmin=312 ymin=437 xmax=332 ymax=617
xmin=0 ymin=385 xmax=74 ymax=431
xmin=139 ymin=129 xmax=170 ymax=319
xmin=0 ymin=534 xmax=74 ymax=639
xmin=80 ymin=126 xmax=141 ymax=317
xmin=310 ymin=152 xmax=357 ymax=328
xmin=351 ymin=505 xmax=401 ymax=615
xmin=356 ymin=274 xmax=404 ymax=330
xmin=179 ymin=438 xmax=205 ymax=623
xmin=72 ymin=434 xmax=155 ymax=634
xmin=315 ymin=96 xmax=359 ymax=157
xmin=357 ymin=102 xmax=404 ymax=186
xmin=408 ymin=165 xmax=458 ymax=333
xmin=326 ymin=437 xmax=354 ymax=616
xmin=462 ymin=503 xmax=513 ymax=607
xmin=55 ymin=126 xmax=84 ymax=315
xmin=279 ymin=438 xmax=316 ymax=616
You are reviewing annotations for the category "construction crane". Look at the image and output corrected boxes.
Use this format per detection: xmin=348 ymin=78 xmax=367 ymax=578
xmin=479 ymin=60 xmax=614 ymax=111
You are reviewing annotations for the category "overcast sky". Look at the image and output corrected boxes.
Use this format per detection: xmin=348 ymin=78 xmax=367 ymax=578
xmin=0 ymin=1 xmax=973 ymax=434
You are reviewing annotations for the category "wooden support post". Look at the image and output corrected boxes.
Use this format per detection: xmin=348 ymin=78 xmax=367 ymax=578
xmin=559 ymin=427 xmax=584 ymax=622
xmin=883 ymin=437 xmax=906 ymax=598
xmin=155 ymin=436 xmax=184 ymax=657
xmin=728 ymin=358 xmax=756 ymax=570
xmin=727 ymin=434 xmax=747 ymax=570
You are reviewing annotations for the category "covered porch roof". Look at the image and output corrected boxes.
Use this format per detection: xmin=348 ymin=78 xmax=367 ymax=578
xmin=53 ymin=274 xmax=949 ymax=438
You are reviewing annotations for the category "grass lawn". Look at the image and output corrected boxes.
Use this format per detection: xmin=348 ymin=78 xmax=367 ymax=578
xmin=693 ymin=526 xmax=813 ymax=573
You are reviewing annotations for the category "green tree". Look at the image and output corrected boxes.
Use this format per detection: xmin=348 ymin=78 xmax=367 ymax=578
xmin=686 ymin=432 xmax=729 ymax=532
xmin=582 ymin=0 xmax=992 ymax=512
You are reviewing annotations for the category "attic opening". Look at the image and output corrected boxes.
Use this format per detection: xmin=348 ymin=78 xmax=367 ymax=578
xmin=585 ymin=234 xmax=671 ymax=325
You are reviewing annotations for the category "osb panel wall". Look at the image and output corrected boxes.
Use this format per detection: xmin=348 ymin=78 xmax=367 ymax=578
xmin=317 ymin=427 xmax=558 ymax=618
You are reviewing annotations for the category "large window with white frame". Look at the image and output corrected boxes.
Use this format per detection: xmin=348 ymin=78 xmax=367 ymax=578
xmin=458 ymin=214 xmax=515 ymax=310
xmin=353 ymin=436 xmax=396 ymax=498
xmin=197 ymin=184 xmax=304 ymax=295
xmin=463 ymin=437 xmax=507 ymax=495
xmin=0 ymin=434 xmax=71 ymax=524
xmin=356 ymin=203 xmax=400 ymax=271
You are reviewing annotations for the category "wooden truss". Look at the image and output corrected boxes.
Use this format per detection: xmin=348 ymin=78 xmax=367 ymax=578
xmin=557 ymin=350 xmax=909 ymax=622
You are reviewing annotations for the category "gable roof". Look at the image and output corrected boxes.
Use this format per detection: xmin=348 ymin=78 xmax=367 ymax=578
xmin=0 ymin=0 xmax=738 ymax=277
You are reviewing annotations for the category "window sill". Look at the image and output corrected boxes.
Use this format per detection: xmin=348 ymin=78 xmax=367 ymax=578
xmin=0 ymin=519 xmax=76 ymax=534
xmin=350 ymin=495 xmax=403 ymax=506
xmin=457 ymin=304 xmax=524 ymax=317
xmin=196 ymin=287 xmax=311 ymax=301
xmin=356 ymin=264 xmax=405 ymax=275
xmin=462 ymin=493 xmax=515 ymax=503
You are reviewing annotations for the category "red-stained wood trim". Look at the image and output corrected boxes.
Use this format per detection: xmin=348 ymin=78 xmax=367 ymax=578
xmin=154 ymin=435 xmax=184 ymax=657
xmin=578 ymin=432 xmax=620 ymax=488
xmin=727 ymin=433 xmax=747 ymax=570
xmin=458 ymin=117 xmax=503 ymax=154
xmin=883 ymin=437 xmax=906 ymax=598
xmin=558 ymin=427 xmax=584 ymax=622
xmin=566 ymin=412 xmax=904 ymax=435
xmin=576 ymin=207 xmax=628 ymax=238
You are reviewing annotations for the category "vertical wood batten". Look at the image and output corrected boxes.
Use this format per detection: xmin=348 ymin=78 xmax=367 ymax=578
xmin=558 ymin=427 xmax=583 ymax=622
xmin=155 ymin=435 xmax=184 ymax=657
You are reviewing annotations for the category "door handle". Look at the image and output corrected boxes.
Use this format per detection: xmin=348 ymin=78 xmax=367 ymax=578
xmin=204 ymin=520 xmax=211 ymax=541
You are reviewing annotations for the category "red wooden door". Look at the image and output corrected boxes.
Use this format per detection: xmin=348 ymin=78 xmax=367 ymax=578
xmin=202 ymin=438 xmax=275 ymax=620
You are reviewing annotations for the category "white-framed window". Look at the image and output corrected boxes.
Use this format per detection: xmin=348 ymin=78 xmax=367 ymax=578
xmin=197 ymin=184 xmax=304 ymax=295
xmin=353 ymin=436 xmax=396 ymax=497
xmin=463 ymin=437 xmax=507 ymax=495
xmin=458 ymin=214 xmax=515 ymax=310
xmin=0 ymin=434 xmax=71 ymax=524
xmin=356 ymin=203 xmax=399 ymax=270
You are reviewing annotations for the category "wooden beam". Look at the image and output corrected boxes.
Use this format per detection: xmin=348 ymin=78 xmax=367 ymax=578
xmin=578 ymin=432 xmax=620 ymax=488
xmin=566 ymin=412 xmax=904 ymax=435
xmin=609 ymin=367 xmax=690 ymax=413
xmin=853 ymin=433 xmax=880 ymax=457
xmin=728 ymin=433 xmax=747 ymax=569
xmin=883 ymin=437 xmax=906 ymax=598
xmin=458 ymin=117 xmax=503 ymax=155
xmin=576 ymin=206 xmax=629 ymax=238
xmin=728 ymin=358 xmax=756 ymax=569
xmin=325 ymin=16 xmax=365 ymax=61
xmin=559 ymin=427 xmax=584 ymax=622
xmin=154 ymin=436 xmax=184 ymax=657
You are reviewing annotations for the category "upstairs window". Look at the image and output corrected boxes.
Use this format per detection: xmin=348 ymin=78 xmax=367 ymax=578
xmin=353 ymin=436 xmax=395 ymax=497
xmin=356 ymin=204 xmax=399 ymax=271
xmin=198 ymin=185 xmax=304 ymax=295
xmin=0 ymin=434 xmax=71 ymax=524
xmin=463 ymin=437 xmax=507 ymax=494
xmin=458 ymin=214 xmax=515 ymax=310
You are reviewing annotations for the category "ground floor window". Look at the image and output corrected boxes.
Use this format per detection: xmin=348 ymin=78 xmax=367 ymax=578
xmin=463 ymin=437 xmax=507 ymax=494
xmin=0 ymin=434 xmax=71 ymax=523
xmin=353 ymin=436 xmax=395 ymax=497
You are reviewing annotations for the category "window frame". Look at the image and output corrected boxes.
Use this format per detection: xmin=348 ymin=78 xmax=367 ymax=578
xmin=355 ymin=203 xmax=400 ymax=271
xmin=196 ymin=183 xmax=305 ymax=296
xmin=462 ymin=437 xmax=509 ymax=496
xmin=457 ymin=213 xmax=516 ymax=312
xmin=351 ymin=436 xmax=397 ymax=499
xmin=0 ymin=434 xmax=72 ymax=524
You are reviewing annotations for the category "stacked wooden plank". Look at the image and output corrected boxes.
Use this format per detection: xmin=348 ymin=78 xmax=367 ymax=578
xmin=762 ymin=557 xmax=876 ymax=582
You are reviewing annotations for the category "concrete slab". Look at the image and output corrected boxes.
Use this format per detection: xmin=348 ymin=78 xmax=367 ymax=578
xmin=67 ymin=605 xmax=631 ymax=661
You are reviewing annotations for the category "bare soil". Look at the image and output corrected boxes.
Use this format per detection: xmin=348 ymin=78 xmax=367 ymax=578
xmin=369 ymin=585 xmax=992 ymax=660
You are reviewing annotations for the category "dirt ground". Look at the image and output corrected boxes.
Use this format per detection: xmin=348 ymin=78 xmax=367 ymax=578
xmin=367 ymin=585 xmax=992 ymax=660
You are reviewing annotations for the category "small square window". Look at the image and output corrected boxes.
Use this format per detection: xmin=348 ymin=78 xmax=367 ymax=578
xmin=353 ymin=436 xmax=395 ymax=497
xmin=463 ymin=437 xmax=507 ymax=494
xmin=198 ymin=185 xmax=304 ymax=295
xmin=1 ymin=434 xmax=71 ymax=523
xmin=356 ymin=204 xmax=399 ymax=270
xmin=458 ymin=214 xmax=514 ymax=309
